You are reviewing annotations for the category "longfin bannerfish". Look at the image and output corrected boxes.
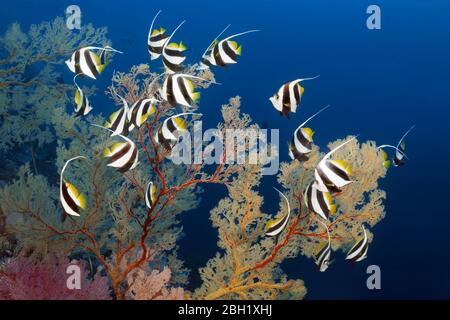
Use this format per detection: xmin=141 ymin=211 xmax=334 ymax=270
xmin=377 ymin=125 xmax=414 ymax=168
xmin=393 ymin=125 xmax=414 ymax=167
xmin=128 ymin=97 xmax=158 ymax=131
xmin=60 ymin=156 xmax=87 ymax=217
xmin=345 ymin=225 xmax=369 ymax=263
xmin=65 ymin=46 xmax=122 ymax=80
xmin=269 ymin=76 xmax=320 ymax=118
xmin=155 ymin=112 xmax=201 ymax=151
xmin=314 ymin=219 xmax=332 ymax=272
xmin=93 ymin=124 xmax=139 ymax=173
xmin=145 ymin=181 xmax=157 ymax=210
xmin=147 ymin=10 xmax=169 ymax=60
xmin=73 ymin=74 xmax=93 ymax=117
xmin=314 ymin=137 xmax=356 ymax=193
xmin=265 ymin=188 xmax=291 ymax=237
xmin=289 ymin=105 xmax=330 ymax=161
xmin=304 ymin=181 xmax=336 ymax=221
xmin=201 ymin=29 xmax=259 ymax=69
xmin=161 ymin=21 xmax=187 ymax=74
xmin=159 ymin=74 xmax=217 ymax=108
xmin=105 ymin=85 xmax=130 ymax=136
xmin=198 ymin=25 xmax=231 ymax=70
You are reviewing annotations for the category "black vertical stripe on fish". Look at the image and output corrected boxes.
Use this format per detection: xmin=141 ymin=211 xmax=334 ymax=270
xmin=61 ymin=182 xmax=79 ymax=216
xmin=166 ymin=76 xmax=177 ymax=107
xmin=347 ymin=238 xmax=365 ymax=257
xmin=157 ymin=127 xmax=174 ymax=151
xmin=293 ymin=83 xmax=300 ymax=102
xmin=74 ymin=50 xmax=82 ymax=75
xmin=266 ymin=214 xmax=289 ymax=236
xmin=84 ymin=50 xmax=98 ymax=79
xmin=353 ymin=242 xmax=368 ymax=262
xmin=108 ymin=143 xmax=131 ymax=165
xmin=166 ymin=118 xmax=177 ymax=133
xmin=213 ymin=44 xmax=226 ymax=67
xmin=316 ymin=167 xmax=342 ymax=193
xmin=222 ymin=41 xmax=237 ymax=62
xmin=282 ymin=84 xmax=290 ymax=109
xmin=148 ymin=44 xmax=163 ymax=54
xmin=163 ymin=57 xmax=184 ymax=73
xmin=177 ymin=76 xmax=192 ymax=106
xmin=150 ymin=33 xmax=168 ymax=42
xmin=290 ymin=138 xmax=309 ymax=161
xmin=117 ymin=147 xmax=138 ymax=173
xmin=142 ymin=100 xmax=152 ymax=114
xmin=316 ymin=190 xmax=330 ymax=220
xmin=326 ymin=161 xmax=351 ymax=182
xmin=296 ymin=129 xmax=312 ymax=149
xmin=164 ymin=48 xmax=185 ymax=57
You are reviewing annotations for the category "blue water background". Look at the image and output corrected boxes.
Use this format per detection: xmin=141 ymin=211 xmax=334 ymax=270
xmin=2 ymin=0 xmax=450 ymax=299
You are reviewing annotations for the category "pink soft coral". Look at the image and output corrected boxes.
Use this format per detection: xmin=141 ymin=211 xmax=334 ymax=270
xmin=0 ymin=254 xmax=112 ymax=300
xmin=126 ymin=267 xmax=185 ymax=300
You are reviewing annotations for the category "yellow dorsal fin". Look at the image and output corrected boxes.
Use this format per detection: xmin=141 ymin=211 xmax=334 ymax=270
xmin=383 ymin=160 xmax=391 ymax=169
xmin=173 ymin=117 xmax=187 ymax=130
xmin=167 ymin=42 xmax=179 ymax=49
xmin=75 ymin=89 xmax=81 ymax=104
xmin=103 ymin=147 xmax=111 ymax=157
xmin=329 ymin=204 xmax=337 ymax=215
xmin=66 ymin=182 xmax=85 ymax=209
xmin=110 ymin=142 xmax=126 ymax=153
xmin=186 ymin=79 xmax=194 ymax=92
xmin=298 ymin=84 xmax=305 ymax=95
xmin=178 ymin=41 xmax=187 ymax=51
xmin=228 ymin=40 xmax=238 ymax=49
xmin=109 ymin=110 xmax=120 ymax=122
xmin=192 ymin=92 xmax=201 ymax=102
xmin=236 ymin=45 xmax=242 ymax=55
xmin=302 ymin=127 xmax=314 ymax=141
xmin=76 ymin=192 xmax=86 ymax=209
xmin=332 ymin=160 xmax=352 ymax=174
xmin=91 ymin=51 xmax=101 ymax=66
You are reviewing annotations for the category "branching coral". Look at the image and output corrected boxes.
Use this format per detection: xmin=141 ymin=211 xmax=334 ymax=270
xmin=126 ymin=267 xmax=185 ymax=300
xmin=0 ymin=254 xmax=111 ymax=300
xmin=0 ymin=16 xmax=390 ymax=301
xmin=192 ymin=100 xmax=387 ymax=300
xmin=0 ymin=17 xmax=109 ymax=177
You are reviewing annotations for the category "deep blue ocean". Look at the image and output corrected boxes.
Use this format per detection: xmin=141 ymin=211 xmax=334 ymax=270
xmin=3 ymin=0 xmax=450 ymax=299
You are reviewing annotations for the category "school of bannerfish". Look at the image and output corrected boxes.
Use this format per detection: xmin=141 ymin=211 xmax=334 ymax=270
xmin=60 ymin=10 xmax=414 ymax=273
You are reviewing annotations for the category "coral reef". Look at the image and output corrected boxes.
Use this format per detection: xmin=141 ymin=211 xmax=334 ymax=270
xmin=0 ymin=254 xmax=111 ymax=300
xmin=0 ymin=16 xmax=389 ymax=301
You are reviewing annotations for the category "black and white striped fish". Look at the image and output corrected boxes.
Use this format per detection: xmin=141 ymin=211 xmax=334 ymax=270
xmin=159 ymin=74 xmax=215 ymax=108
xmin=145 ymin=181 xmax=157 ymax=210
xmin=393 ymin=125 xmax=414 ymax=167
xmin=345 ymin=225 xmax=369 ymax=263
xmin=314 ymin=137 xmax=355 ymax=193
xmin=198 ymin=25 xmax=230 ymax=70
xmin=102 ymin=133 xmax=139 ymax=173
xmin=377 ymin=126 xmax=414 ymax=168
xmin=289 ymin=105 xmax=330 ymax=161
xmin=154 ymin=112 xmax=201 ymax=151
xmin=105 ymin=86 xmax=130 ymax=136
xmin=266 ymin=188 xmax=291 ymax=238
xmin=199 ymin=28 xmax=259 ymax=69
xmin=269 ymin=76 xmax=319 ymax=118
xmin=127 ymin=97 xmax=158 ymax=131
xmin=304 ymin=181 xmax=336 ymax=221
xmin=60 ymin=156 xmax=87 ymax=217
xmin=147 ymin=10 xmax=169 ymax=60
xmin=161 ymin=21 xmax=187 ymax=74
xmin=314 ymin=219 xmax=332 ymax=272
xmin=73 ymin=74 xmax=93 ymax=117
xmin=66 ymin=46 xmax=122 ymax=80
